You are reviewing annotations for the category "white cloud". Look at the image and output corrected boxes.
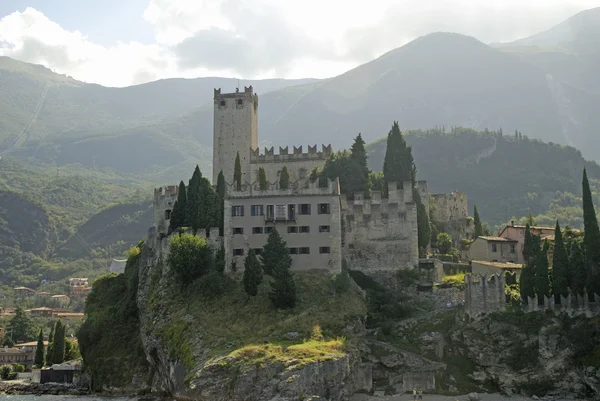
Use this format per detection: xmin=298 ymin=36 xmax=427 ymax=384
xmin=1 ymin=1 xmax=599 ymax=86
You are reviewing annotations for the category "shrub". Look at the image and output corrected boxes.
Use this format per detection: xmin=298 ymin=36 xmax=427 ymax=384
xmin=0 ymin=365 xmax=11 ymax=379
xmin=168 ymin=233 xmax=213 ymax=284
xmin=11 ymin=363 xmax=25 ymax=373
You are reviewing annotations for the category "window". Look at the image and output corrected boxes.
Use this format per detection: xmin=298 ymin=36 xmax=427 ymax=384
xmin=299 ymin=247 xmax=310 ymax=254
xmin=288 ymin=226 xmax=298 ymax=234
xmin=318 ymin=203 xmax=330 ymax=214
xmin=220 ymin=100 xmax=226 ymax=106
xmin=275 ymin=204 xmax=287 ymax=221
xmin=299 ymin=204 xmax=311 ymax=215
xmin=510 ymin=244 xmax=516 ymax=254
xmin=300 ymin=226 xmax=310 ymax=233
xmin=252 ymin=227 xmax=263 ymax=234
xmin=233 ymin=227 xmax=244 ymax=235
xmin=232 ymin=206 xmax=244 ymax=217
xmin=289 ymin=247 xmax=299 ymax=255
xmin=237 ymin=99 xmax=243 ymax=105
xmin=288 ymin=204 xmax=296 ymax=220
xmin=253 ymin=248 xmax=263 ymax=256
xmin=319 ymin=225 xmax=330 ymax=233
xmin=265 ymin=227 xmax=274 ymax=234
xmin=319 ymin=247 xmax=331 ymax=254
xmin=251 ymin=205 xmax=264 ymax=216
xmin=266 ymin=205 xmax=275 ymax=221
xmin=491 ymin=243 xmax=497 ymax=252
xmin=165 ymin=210 xmax=172 ymax=220
xmin=233 ymin=249 xmax=244 ymax=256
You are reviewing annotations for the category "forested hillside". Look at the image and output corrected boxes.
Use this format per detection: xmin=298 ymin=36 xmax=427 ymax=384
xmin=367 ymin=127 xmax=600 ymax=228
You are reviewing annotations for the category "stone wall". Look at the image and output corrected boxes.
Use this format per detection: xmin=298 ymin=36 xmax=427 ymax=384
xmin=153 ymin=185 xmax=178 ymax=235
xmin=249 ymin=145 xmax=331 ymax=184
xmin=464 ymin=273 xmax=505 ymax=318
xmin=343 ymin=181 xmax=419 ymax=271
xmin=430 ymin=192 xmax=468 ymax=223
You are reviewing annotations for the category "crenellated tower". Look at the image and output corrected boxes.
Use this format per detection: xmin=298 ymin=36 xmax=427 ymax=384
xmin=212 ymin=86 xmax=258 ymax=185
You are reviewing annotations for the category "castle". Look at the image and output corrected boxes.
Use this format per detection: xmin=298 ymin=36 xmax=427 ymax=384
xmin=154 ymin=86 xmax=423 ymax=274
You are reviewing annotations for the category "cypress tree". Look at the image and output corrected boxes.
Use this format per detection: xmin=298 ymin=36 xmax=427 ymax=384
xmin=570 ymin=240 xmax=588 ymax=297
xmin=413 ymin=188 xmax=430 ymax=251
xmin=262 ymin=229 xmax=296 ymax=308
xmin=216 ymin=170 xmax=226 ymax=199
xmin=51 ymin=320 xmax=65 ymax=365
xmin=535 ymin=240 xmax=550 ymax=305
xmin=279 ymin=166 xmax=290 ymax=190
xmin=552 ymin=221 xmax=569 ymax=303
xmin=583 ymin=168 xmax=600 ymax=293
xmin=350 ymin=133 xmax=369 ymax=183
xmin=258 ymin=167 xmax=268 ymax=190
xmin=46 ymin=323 xmax=54 ymax=366
xmin=262 ymin=228 xmax=289 ymax=276
xmin=234 ymin=152 xmax=242 ymax=190
xmin=186 ymin=165 xmax=202 ymax=225
xmin=215 ymin=243 xmax=226 ymax=274
xmin=34 ymin=329 xmax=44 ymax=368
xmin=383 ymin=121 xmax=415 ymax=194
xmin=519 ymin=263 xmax=535 ymax=303
xmin=473 ymin=205 xmax=483 ymax=238
xmin=243 ymin=249 xmax=263 ymax=299
xmin=194 ymin=179 xmax=221 ymax=231
xmin=169 ymin=181 xmax=187 ymax=232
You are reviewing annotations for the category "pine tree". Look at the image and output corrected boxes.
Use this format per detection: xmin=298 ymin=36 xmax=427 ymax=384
xmin=234 ymin=152 xmax=242 ymax=190
xmin=45 ymin=323 xmax=54 ymax=366
xmin=243 ymin=249 xmax=263 ymax=299
xmin=258 ymin=167 xmax=269 ymax=190
xmin=383 ymin=121 xmax=415 ymax=194
xmin=34 ymin=329 xmax=44 ymax=367
xmin=50 ymin=320 xmax=65 ymax=365
xmin=473 ymin=205 xmax=483 ymax=238
xmin=535 ymin=240 xmax=550 ymax=305
xmin=216 ymin=170 xmax=226 ymax=199
xmin=169 ymin=181 xmax=187 ymax=232
xmin=186 ymin=165 xmax=202 ymax=225
xmin=552 ymin=221 xmax=569 ymax=303
xmin=279 ymin=166 xmax=290 ymax=189
xmin=583 ymin=168 xmax=600 ymax=293
xmin=570 ymin=240 xmax=587 ymax=297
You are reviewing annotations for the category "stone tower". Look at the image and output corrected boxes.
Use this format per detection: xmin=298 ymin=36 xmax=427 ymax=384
xmin=212 ymin=86 xmax=258 ymax=185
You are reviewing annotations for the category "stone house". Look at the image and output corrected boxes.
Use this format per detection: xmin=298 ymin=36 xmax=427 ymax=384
xmin=14 ymin=287 xmax=36 ymax=297
xmin=29 ymin=307 xmax=54 ymax=318
xmin=51 ymin=294 xmax=70 ymax=307
xmin=471 ymin=260 xmax=522 ymax=280
xmin=68 ymin=278 xmax=90 ymax=296
xmin=0 ymin=346 xmax=34 ymax=368
xmin=498 ymin=222 xmax=556 ymax=264
xmin=468 ymin=236 xmax=518 ymax=263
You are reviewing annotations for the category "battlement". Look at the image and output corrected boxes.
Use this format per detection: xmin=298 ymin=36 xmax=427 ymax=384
xmin=154 ymin=185 xmax=178 ymax=201
xmin=153 ymin=185 xmax=179 ymax=234
xmin=464 ymin=273 xmax=506 ymax=317
xmin=342 ymin=181 xmax=414 ymax=216
xmin=214 ymin=86 xmax=258 ymax=110
xmin=225 ymin=177 xmax=341 ymax=199
xmin=250 ymin=144 xmax=333 ymax=164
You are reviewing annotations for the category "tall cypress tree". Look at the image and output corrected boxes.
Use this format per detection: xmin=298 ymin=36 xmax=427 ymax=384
xmin=262 ymin=228 xmax=289 ymax=276
xmin=279 ymin=166 xmax=290 ymax=190
xmin=234 ymin=152 xmax=242 ymax=190
xmin=243 ymin=249 xmax=263 ymax=300
xmin=169 ymin=181 xmax=187 ymax=232
xmin=34 ymin=329 xmax=45 ymax=367
xmin=520 ymin=224 xmax=539 ymax=303
xmin=46 ymin=323 xmax=54 ymax=366
xmin=570 ymin=240 xmax=588 ymax=297
xmin=216 ymin=170 xmax=226 ymax=199
xmin=50 ymin=320 xmax=65 ymax=365
xmin=350 ymin=133 xmax=369 ymax=184
xmin=413 ymin=188 xmax=430 ymax=251
xmin=535 ymin=240 xmax=550 ymax=305
xmin=383 ymin=121 xmax=415 ymax=194
xmin=258 ymin=167 xmax=268 ymax=190
xmin=552 ymin=221 xmax=569 ymax=303
xmin=186 ymin=165 xmax=202 ymax=225
xmin=582 ymin=168 xmax=600 ymax=293
xmin=473 ymin=205 xmax=483 ymax=238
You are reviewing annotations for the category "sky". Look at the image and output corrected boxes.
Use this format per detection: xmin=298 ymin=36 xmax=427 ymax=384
xmin=0 ymin=0 xmax=599 ymax=87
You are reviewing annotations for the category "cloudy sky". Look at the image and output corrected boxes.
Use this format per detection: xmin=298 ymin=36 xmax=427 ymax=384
xmin=0 ymin=0 xmax=599 ymax=87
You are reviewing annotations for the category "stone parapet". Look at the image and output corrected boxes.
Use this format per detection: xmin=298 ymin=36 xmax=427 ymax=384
xmin=225 ymin=177 xmax=340 ymax=199
xmin=250 ymin=144 xmax=333 ymax=164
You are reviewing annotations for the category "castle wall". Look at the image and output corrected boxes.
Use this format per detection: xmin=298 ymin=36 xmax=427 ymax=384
xmin=431 ymin=192 xmax=468 ymax=223
xmin=250 ymin=145 xmax=331 ymax=184
xmin=153 ymin=185 xmax=178 ymax=235
xmin=464 ymin=273 xmax=506 ymax=318
xmin=343 ymin=181 xmax=419 ymax=271
xmin=213 ymin=87 xmax=258 ymax=185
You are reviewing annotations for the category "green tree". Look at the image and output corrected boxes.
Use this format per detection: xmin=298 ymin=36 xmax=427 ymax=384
xmin=216 ymin=170 xmax=226 ymax=199
xmin=51 ymin=320 xmax=65 ymax=365
xmin=193 ymin=178 xmax=221 ymax=231
xmin=473 ymin=205 xmax=483 ymax=238
xmin=552 ymin=221 xmax=569 ymax=303
xmin=64 ymin=338 xmax=81 ymax=361
xmin=350 ymin=133 xmax=369 ymax=184
xmin=168 ymin=233 xmax=213 ymax=284
xmin=34 ymin=329 xmax=45 ymax=367
xmin=215 ymin=243 xmax=226 ymax=274
xmin=321 ymin=150 xmax=368 ymax=199
xmin=583 ymin=168 xmax=600 ymax=293
xmin=436 ymin=233 xmax=452 ymax=254
xmin=186 ymin=165 xmax=203 ymax=225
xmin=46 ymin=323 xmax=54 ymax=366
xmin=414 ymin=189 xmax=430 ymax=250
xmin=234 ymin=152 xmax=242 ymax=190
xmin=383 ymin=121 xmax=415 ymax=193
xmin=258 ymin=167 xmax=269 ymax=190
xmin=520 ymin=224 xmax=540 ymax=303
xmin=169 ymin=181 xmax=187 ymax=232
xmin=262 ymin=229 xmax=296 ymax=308
xmin=279 ymin=166 xmax=290 ymax=189
xmin=535 ymin=240 xmax=550 ymax=305
xmin=243 ymin=249 xmax=263 ymax=299
xmin=570 ymin=240 xmax=588 ymax=296
xmin=8 ymin=307 xmax=35 ymax=343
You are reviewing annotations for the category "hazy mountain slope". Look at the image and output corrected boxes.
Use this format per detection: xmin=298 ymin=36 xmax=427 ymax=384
xmin=0 ymin=190 xmax=51 ymax=254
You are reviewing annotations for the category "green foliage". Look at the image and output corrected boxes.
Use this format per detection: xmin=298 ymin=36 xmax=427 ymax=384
xmin=216 ymin=170 xmax=226 ymax=198
xmin=34 ymin=329 xmax=45 ymax=367
xmin=535 ymin=241 xmax=550 ymax=303
xmin=215 ymin=243 xmax=226 ymax=274
xmin=520 ymin=224 xmax=539 ymax=302
xmin=436 ymin=233 xmax=452 ymax=254
xmin=65 ymin=338 xmax=81 ymax=360
xmin=279 ymin=165 xmax=290 ymax=190
xmin=168 ymin=233 xmax=213 ymax=284
xmin=350 ymin=133 xmax=369 ymax=183
xmin=583 ymin=168 xmax=600 ymax=293
xmin=46 ymin=323 xmax=54 ymax=366
xmin=321 ymin=150 xmax=369 ymax=199
xmin=0 ymin=365 xmax=10 ymax=380
xmin=243 ymin=249 xmax=263 ymax=298
xmin=169 ymin=181 xmax=187 ymax=233
xmin=234 ymin=153 xmax=242 ymax=190
xmin=473 ymin=205 xmax=483 ymax=238
xmin=383 ymin=121 xmax=415 ymax=189
xmin=263 ymin=229 xmax=297 ymax=309
xmin=552 ymin=221 xmax=569 ymax=302
xmin=11 ymin=363 xmax=25 ymax=373
xmin=570 ymin=240 xmax=587 ymax=296
xmin=50 ymin=320 xmax=65 ymax=365
xmin=7 ymin=307 xmax=36 ymax=343
xmin=258 ymin=167 xmax=268 ymax=190
xmin=414 ymin=189 xmax=430 ymax=249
